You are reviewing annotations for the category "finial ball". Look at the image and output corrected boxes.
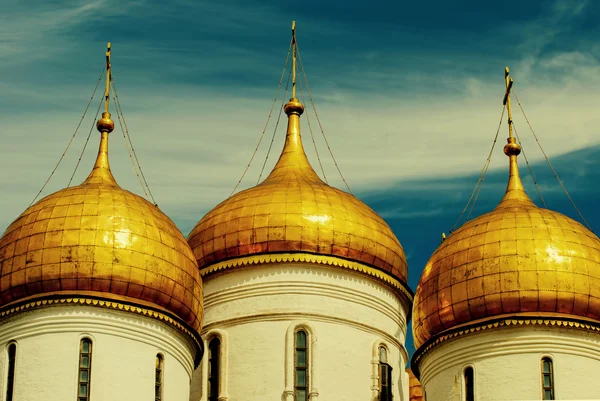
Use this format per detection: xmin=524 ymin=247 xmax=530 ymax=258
xmin=284 ymin=98 xmax=304 ymax=116
xmin=504 ymin=138 xmax=521 ymax=156
xmin=96 ymin=112 xmax=115 ymax=133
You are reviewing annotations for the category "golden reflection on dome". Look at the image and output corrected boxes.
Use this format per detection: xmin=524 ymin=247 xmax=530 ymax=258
xmin=412 ymin=67 xmax=600 ymax=348
xmin=188 ymin=23 xmax=407 ymax=284
xmin=0 ymin=44 xmax=203 ymax=331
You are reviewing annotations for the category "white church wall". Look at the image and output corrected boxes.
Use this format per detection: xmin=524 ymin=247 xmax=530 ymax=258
xmin=190 ymin=262 xmax=411 ymax=401
xmin=418 ymin=324 xmax=600 ymax=401
xmin=0 ymin=304 xmax=197 ymax=401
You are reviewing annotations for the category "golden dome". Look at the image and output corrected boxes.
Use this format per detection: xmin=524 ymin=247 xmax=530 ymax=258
xmin=0 ymin=46 xmax=202 ymax=335
xmin=407 ymin=368 xmax=424 ymax=401
xmin=412 ymin=69 xmax=600 ymax=348
xmin=188 ymin=96 xmax=407 ymax=284
xmin=0 ymin=123 xmax=203 ymax=331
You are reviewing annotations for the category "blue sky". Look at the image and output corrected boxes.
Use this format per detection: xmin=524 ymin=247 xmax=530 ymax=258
xmin=2 ymin=0 xmax=600 ymax=355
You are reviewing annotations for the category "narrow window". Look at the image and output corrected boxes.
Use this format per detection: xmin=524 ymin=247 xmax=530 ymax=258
xmin=208 ymin=338 xmax=220 ymax=401
xmin=78 ymin=339 xmax=92 ymax=401
xmin=541 ymin=358 xmax=554 ymax=400
xmin=155 ymin=354 xmax=164 ymax=401
xmin=295 ymin=330 xmax=308 ymax=401
xmin=6 ymin=343 xmax=16 ymax=401
xmin=464 ymin=367 xmax=474 ymax=401
xmin=378 ymin=347 xmax=393 ymax=401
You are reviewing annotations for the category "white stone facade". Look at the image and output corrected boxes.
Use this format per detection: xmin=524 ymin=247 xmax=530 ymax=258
xmin=190 ymin=262 xmax=411 ymax=401
xmin=0 ymin=304 xmax=197 ymax=401
xmin=417 ymin=324 xmax=600 ymax=401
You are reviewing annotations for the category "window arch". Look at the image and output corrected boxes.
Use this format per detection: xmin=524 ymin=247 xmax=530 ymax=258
xmin=378 ymin=346 xmax=392 ymax=401
xmin=284 ymin=322 xmax=317 ymax=401
xmin=156 ymin=354 xmax=164 ymax=401
xmin=208 ymin=337 xmax=221 ymax=401
xmin=295 ymin=330 xmax=309 ymax=401
xmin=200 ymin=330 xmax=228 ymax=401
xmin=78 ymin=338 xmax=92 ymax=401
xmin=6 ymin=343 xmax=16 ymax=401
xmin=541 ymin=358 xmax=554 ymax=400
xmin=464 ymin=366 xmax=474 ymax=401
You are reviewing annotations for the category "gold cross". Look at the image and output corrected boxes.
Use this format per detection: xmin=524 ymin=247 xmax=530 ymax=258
xmin=291 ymin=22 xmax=297 ymax=99
xmin=503 ymin=66 xmax=515 ymax=139
xmin=104 ymin=42 xmax=112 ymax=114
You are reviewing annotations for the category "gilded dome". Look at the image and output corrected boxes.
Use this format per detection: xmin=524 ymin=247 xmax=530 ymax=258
xmin=0 ymin=119 xmax=203 ymax=332
xmin=187 ymin=97 xmax=407 ymax=284
xmin=412 ymin=138 xmax=600 ymax=348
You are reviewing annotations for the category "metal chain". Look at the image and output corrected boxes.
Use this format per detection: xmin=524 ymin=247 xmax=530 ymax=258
xmin=511 ymin=121 xmax=546 ymax=207
xmin=451 ymin=105 xmax=506 ymax=231
xmin=29 ymin=68 xmax=105 ymax=206
xmin=111 ymin=87 xmax=151 ymax=200
xmin=68 ymin=93 xmax=105 ymax=187
xmin=296 ymin=44 xmax=352 ymax=194
xmin=298 ymin=70 xmax=328 ymax=183
xmin=111 ymin=79 xmax=156 ymax=204
xmin=512 ymin=90 xmax=592 ymax=230
xmin=257 ymin=69 xmax=292 ymax=184
xmin=229 ymin=38 xmax=293 ymax=196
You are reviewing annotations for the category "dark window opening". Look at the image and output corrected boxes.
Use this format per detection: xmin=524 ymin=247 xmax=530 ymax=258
xmin=155 ymin=354 xmax=163 ymax=401
xmin=208 ymin=338 xmax=220 ymax=401
xmin=6 ymin=343 xmax=16 ymax=401
xmin=379 ymin=347 xmax=393 ymax=401
xmin=295 ymin=330 xmax=308 ymax=401
xmin=78 ymin=339 xmax=92 ymax=401
xmin=541 ymin=358 xmax=554 ymax=400
xmin=464 ymin=366 xmax=474 ymax=401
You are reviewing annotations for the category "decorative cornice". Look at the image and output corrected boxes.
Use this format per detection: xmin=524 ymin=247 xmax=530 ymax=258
xmin=0 ymin=295 xmax=204 ymax=368
xmin=200 ymin=252 xmax=414 ymax=304
xmin=411 ymin=314 xmax=600 ymax=380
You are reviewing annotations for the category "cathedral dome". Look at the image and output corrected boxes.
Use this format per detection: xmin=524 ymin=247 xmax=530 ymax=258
xmin=188 ymin=97 xmax=407 ymax=285
xmin=412 ymin=138 xmax=600 ymax=348
xmin=0 ymin=115 xmax=203 ymax=332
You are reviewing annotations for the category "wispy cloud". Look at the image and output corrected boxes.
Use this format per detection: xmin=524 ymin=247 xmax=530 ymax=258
xmin=1 ymin=0 xmax=600 ymax=240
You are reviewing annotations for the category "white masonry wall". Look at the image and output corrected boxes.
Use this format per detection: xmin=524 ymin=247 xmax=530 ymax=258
xmin=417 ymin=324 xmax=600 ymax=401
xmin=0 ymin=304 xmax=197 ymax=401
xmin=189 ymin=262 xmax=411 ymax=401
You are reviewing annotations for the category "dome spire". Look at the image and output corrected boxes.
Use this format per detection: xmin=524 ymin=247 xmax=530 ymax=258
xmin=262 ymin=22 xmax=321 ymax=184
xmin=84 ymin=42 xmax=118 ymax=187
xmin=496 ymin=67 xmax=533 ymax=208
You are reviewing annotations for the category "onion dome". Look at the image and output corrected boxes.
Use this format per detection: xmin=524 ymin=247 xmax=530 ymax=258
xmin=412 ymin=68 xmax=600 ymax=350
xmin=188 ymin=24 xmax=408 ymax=293
xmin=0 ymin=45 xmax=203 ymax=342
xmin=407 ymin=368 xmax=424 ymax=401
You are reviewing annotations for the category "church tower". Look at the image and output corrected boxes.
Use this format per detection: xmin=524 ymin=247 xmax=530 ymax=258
xmin=411 ymin=68 xmax=600 ymax=400
xmin=0 ymin=45 xmax=204 ymax=401
xmin=187 ymin=23 xmax=413 ymax=401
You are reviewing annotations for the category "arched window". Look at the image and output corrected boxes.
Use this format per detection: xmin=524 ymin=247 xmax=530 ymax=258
xmin=378 ymin=346 xmax=392 ymax=401
xmin=78 ymin=339 xmax=92 ymax=401
xmin=541 ymin=358 xmax=554 ymax=400
xmin=6 ymin=343 xmax=16 ymax=401
xmin=155 ymin=354 xmax=164 ymax=401
xmin=208 ymin=337 xmax=220 ymax=401
xmin=295 ymin=330 xmax=308 ymax=401
xmin=464 ymin=366 xmax=474 ymax=401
